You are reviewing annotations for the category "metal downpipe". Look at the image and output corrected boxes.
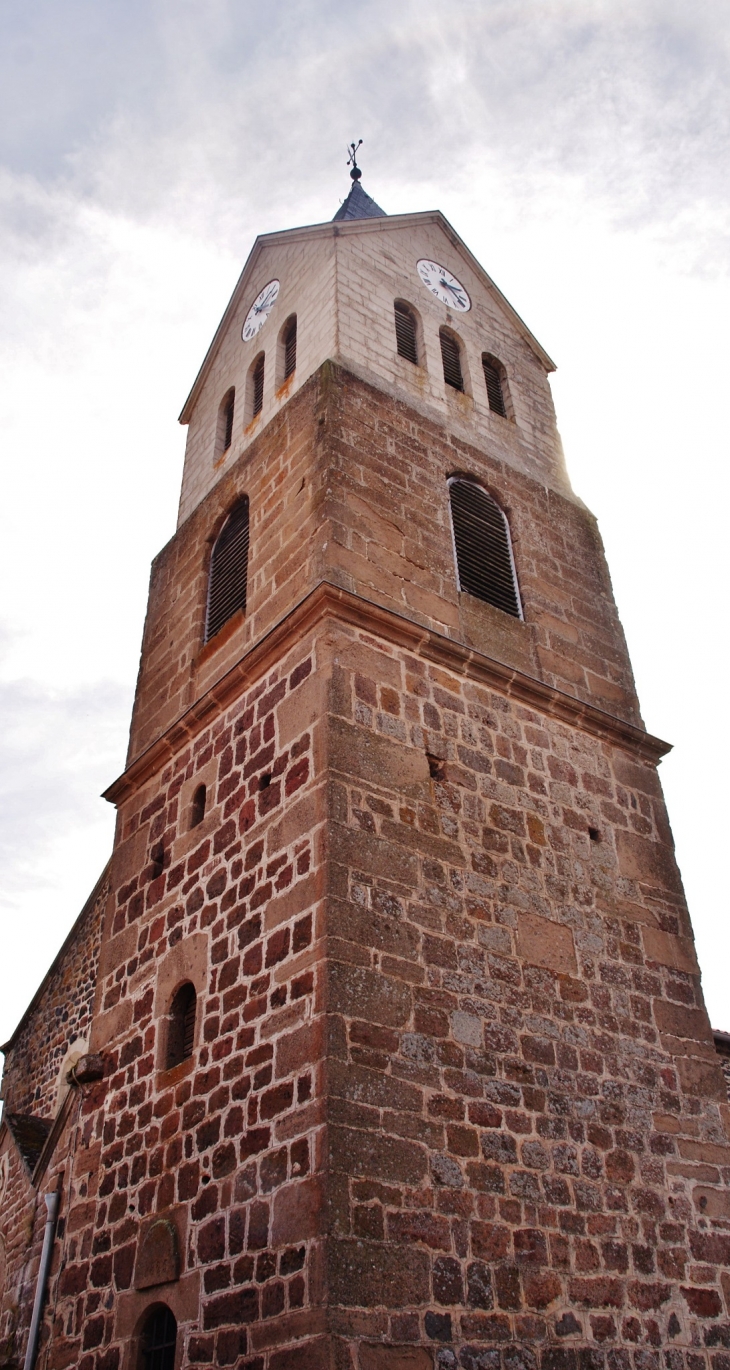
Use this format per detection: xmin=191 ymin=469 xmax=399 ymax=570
xmin=23 ymin=1190 xmax=60 ymax=1370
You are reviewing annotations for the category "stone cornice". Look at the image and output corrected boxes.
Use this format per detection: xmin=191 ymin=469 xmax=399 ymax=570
xmin=103 ymin=583 xmax=670 ymax=808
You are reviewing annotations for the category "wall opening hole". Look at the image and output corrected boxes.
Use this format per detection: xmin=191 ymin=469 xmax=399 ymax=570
xmin=150 ymin=843 xmax=165 ymax=879
xmin=588 ymin=827 xmax=601 ymax=843
xmin=166 ymin=983 xmax=197 ymax=1069
xmin=427 ymin=754 xmax=446 ymax=781
xmin=191 ymin=784 xmax=207 ymax=829
xmin=259 ymin=773 xmax=272 ymax=790
xmin=201 ymin=1173 xmax=211 ymax=1185
xmin=699 ymin=1195 xmax=708 ymax=1210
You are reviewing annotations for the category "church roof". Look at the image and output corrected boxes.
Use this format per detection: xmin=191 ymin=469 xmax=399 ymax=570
xmin=332 ymin=180 xmax=386 ymax=221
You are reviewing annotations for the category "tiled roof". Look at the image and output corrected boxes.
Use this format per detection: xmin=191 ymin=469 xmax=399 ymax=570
xmin=6 ymin=1112 xmax=52 ymax=1172
xmin=332 ymin=181 xmax=386 ymax=221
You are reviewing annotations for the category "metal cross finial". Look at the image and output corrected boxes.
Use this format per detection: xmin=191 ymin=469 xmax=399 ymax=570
xmin=347 ymin=140 xmax=363 ymax=181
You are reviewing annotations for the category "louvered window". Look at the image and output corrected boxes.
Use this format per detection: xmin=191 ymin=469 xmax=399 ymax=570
xmin=166 ymin=983 xmax=196 ymax=1070
xmin=283 ymin=317 xmax=297 ymax=379
xmin=482 ymin=355 xmax=507 ymax=417
xmin=449 ymin=478 xmax=521 ymax=618
xmin=205 ymin=498 xmax=249 ymax=642
xmin=140 ymin=1305 xmax=177 ymax=1370
xmin=440 ymin=329 xmax=464 ymax=391
xmin=394 ymin=302 xmax=418 ymax=364
xmin=252 ymin=354 xmax=265 ymax=417
xmin=222 ymin=389 xmax=235 ymax=448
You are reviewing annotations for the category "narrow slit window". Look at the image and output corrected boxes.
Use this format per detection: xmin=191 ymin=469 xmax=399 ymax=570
xmin=215 ymin=387 xmax=235 ymax=460
xmin=252 ymin=353 xmax=265 ymax=417
xmin=190 ymin=784 xmax=206 ymax=828
xmin=205 ymin=497 xmax=249 ymax=642
xmin=140 ymin=1305 xmax=177 ymax=1370
xmin=394 ymin=302 xmax=418 ymax=365
xmin=449 ymin=478 xmax=522 ymax=618
xmin=482 ymin=355 xmax=507 ymax=417
xmin=223 ymin=389 xmax=235 ymax=448
xmin=284 ymin=317 xmax=297 ymax=379
xmin=166 ymin=983 xmax=197 ymax=1070
xmin=440 ymin=330 xmax=464 ymax=392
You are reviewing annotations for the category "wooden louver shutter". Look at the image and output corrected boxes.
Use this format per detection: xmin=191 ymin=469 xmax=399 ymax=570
xmin=482 ymin=357 xmax=507 ymax=416
xmin=440 ymin=331 xmax=464 ymax=391
xmin=205 ymin=498 xmax=249 ymax=641
xmin=182 ymin=987 xmax=196 ymax=1059
xmin=284 ymin=318 xmax=297 ymax=378
xmin=223 ymin=390 xmax=235 ymax=450
xmin=252 ymin=355 xmax=265 ymax=416
xmin=449 ymin=480 xmax=521 ymax=617
xmin=394 ymin=303 xmax=418 ymax=364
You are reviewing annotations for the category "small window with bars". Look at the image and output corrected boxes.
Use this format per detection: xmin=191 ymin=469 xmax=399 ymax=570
xmin=394 ymin=301 xmax=419 ymax=365
xmin=249 ymin=352 xmax=265 ymax=419
xmin=139 ymin=1305 xmax=177 ymax=1370
xmin=482 ymin=354 xmax=509 ymax=417
xmin=166 ymin=983 xmax=196 ymax=1070
xmin=205 ymin=497 xmax=249 ymax=642
xmin=282 ymin=315 xmax=297 ymax=380
xmin=439 ymin=329 xmax=464 ymax=392
xmin=449 ymin=477 xmax=522 ymax=618
xmin=215 ymin=387 xmax=235 ymax=459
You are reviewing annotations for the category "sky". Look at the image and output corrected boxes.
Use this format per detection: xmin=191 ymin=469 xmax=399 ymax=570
xmin=0 ymin=0 xmax=728 ymax=1045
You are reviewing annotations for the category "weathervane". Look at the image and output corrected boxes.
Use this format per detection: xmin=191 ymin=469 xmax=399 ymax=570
xmin=347 ymin=140 xmax=363 ymax=181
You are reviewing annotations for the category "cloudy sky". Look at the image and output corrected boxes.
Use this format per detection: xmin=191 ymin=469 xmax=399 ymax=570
xmin=1 ymin=0 xmax=728 ymax=1045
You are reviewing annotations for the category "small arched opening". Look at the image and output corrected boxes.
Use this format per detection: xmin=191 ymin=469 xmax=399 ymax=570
xmin=138 ymin=1304 xmax=177 ymax=1370
xmin=481 ymin=354 xmax=510 ymax=418
xmin=190 ymin=784 xmax=206 ymax=829
xmin=439 ymin=328 xmax=464 ymax=392
xmin=394 ymin=300 xmax=420 ymax=365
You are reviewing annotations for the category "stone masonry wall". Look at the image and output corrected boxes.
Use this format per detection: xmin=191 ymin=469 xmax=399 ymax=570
xmin=1 ymin=869 xmax=108 ymax=1120
xmin=322 ymin=620 xmax=730 ymax=1370
xmin=30 ymin=631 xmax=328 ymax=1370
xmin=130 ymin=366 xmax=640 ymax=784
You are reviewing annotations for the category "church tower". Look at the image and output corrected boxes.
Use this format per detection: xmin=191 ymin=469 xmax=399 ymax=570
xmin=2 ymin=164 xmax=729 ymax=1370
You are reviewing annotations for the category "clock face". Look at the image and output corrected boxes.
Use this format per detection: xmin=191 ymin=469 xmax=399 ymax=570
xmin=241 ymin=279 xmax=280 ymax=342
xmin=416 ymin=259 xmax=471 ymax=312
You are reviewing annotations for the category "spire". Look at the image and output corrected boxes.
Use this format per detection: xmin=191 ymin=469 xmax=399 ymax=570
xmin=332 ymin=140 xmax=387 ymax=221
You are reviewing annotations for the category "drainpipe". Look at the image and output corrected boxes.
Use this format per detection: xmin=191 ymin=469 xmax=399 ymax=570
xmin=23 ymin=1189 xmax=60 ymax=1370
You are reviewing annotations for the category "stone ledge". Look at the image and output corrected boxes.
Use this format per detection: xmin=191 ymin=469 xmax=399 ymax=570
xmin=103 ymin=580 xmax=671 ymax=806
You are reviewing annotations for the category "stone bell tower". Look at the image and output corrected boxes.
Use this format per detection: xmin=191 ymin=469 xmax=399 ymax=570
xmin=2 ymin=163 xmax=729 ymax=1370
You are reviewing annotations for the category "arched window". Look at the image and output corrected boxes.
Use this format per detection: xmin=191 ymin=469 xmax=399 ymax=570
xmin=216 ymin=387 xmax=235 ymax=459
xmin=205 ymin=497 xmax=249 ymax=642
xmin=190 ymin=784 xmax=206 ymax=829
xmin=449 ymin=477 xmax=522 ymax=618
xmin=166 ymin=983 xmax=197 ymax=1070
xmin=282 ymin=316 xmax=297 ymax=380
xmin=394 ymin=301 xmax=419 ymax=365
xmin=139 ymin=1305 xmax=177 ymax=1370
xmin=482 ymin=354 xmax=508 ymax=417
xmin=249 ymin=352 xmax=265 ymax=419
xmin=439 ymin=329 xmax=464 ymax=392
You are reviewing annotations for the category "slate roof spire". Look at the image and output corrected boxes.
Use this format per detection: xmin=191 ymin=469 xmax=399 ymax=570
xmin=333 ymin=140 xmax=386 ymax=221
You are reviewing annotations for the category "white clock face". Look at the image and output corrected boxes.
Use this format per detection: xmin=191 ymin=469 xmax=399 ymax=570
xmin=416 ymin=259 xmax=471 ymax=312
xmin=241 ymin=279 xmax=280 ymax=342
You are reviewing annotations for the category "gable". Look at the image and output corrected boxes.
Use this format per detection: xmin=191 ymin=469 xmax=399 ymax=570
xmin=178 ymin=209 xmax=554 ymax=428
